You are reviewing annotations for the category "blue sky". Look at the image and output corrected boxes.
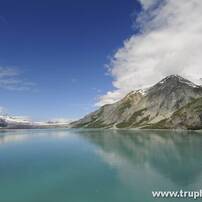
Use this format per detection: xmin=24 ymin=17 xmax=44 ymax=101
xmin=0 ymin=0 xmax=141 ymax=120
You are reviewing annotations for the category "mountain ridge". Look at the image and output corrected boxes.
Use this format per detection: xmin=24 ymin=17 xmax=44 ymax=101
xmin=71 ymin=75 xmax=202 ymax=129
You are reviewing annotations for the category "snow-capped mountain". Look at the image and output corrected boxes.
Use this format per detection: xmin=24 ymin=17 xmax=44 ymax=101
xmin=0 ymin=115 xmax=71 ymax=129
xmin=0 ymin=115 xmax=32 ymax=124
xmin=35 ymin=118 xmax=72 ymax=127
xmin=0 ymin=115 xmax=32 ymax=128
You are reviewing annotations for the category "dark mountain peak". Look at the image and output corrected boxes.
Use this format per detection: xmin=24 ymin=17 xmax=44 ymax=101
xmin=163 ymin=74 xmax=183 ymax=80
xmin=153 ymin=74 xmax=199 ymax=89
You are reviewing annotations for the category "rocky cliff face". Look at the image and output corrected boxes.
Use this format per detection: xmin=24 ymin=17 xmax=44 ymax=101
xmin=147 ymin=97 xmax=202 ymax=130
xmin=71 ymin=75 xmax=202 ymax=129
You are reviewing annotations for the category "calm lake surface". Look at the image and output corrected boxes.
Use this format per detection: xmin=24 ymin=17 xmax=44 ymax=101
xmin=0 ymin=129 xmax=202 ymax=202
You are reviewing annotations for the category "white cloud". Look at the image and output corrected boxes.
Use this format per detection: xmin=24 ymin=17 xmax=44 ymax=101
xmin=0 ymin=66 xmax=35 ymax=91
xmin=139 ymin=0 xmax=158 ymax=9
xmin=97 ymin=0 xmax=202 ymax=106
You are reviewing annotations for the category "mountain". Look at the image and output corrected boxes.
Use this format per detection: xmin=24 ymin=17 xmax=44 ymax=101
xmin=0 ymin=115 xmax=71 ymax=129
xmin=146 ymin=97 xmax=202 ymax=130
xmin=0 ymin=115 xmax=33 ymax=128
xmin=71 ymin=75 xmax=202 ymax=129
xmin=34 ymin=119 xmax=71 ymax=128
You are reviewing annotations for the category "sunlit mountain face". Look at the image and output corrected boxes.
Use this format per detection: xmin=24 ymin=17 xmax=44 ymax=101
xmin=72 ymin=75 xmax=202 ymax=129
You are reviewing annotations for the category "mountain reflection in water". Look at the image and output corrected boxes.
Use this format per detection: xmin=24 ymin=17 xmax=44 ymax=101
xmin=0 ymin=129 xmax=202 ymax=202
xmin=75 ymin=129 xmax=202 ymax=187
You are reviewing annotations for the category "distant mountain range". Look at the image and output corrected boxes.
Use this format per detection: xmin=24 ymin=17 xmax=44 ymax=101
xmin=0 ymin=115 xmax=71 ymax=129
xmin=71 ymin=75 xmax=202 ymax=130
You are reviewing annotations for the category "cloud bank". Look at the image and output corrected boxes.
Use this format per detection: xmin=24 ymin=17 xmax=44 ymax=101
xmin=97 ymin=0 xmax=202 ymax=106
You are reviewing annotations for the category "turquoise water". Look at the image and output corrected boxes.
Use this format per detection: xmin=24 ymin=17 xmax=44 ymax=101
xmin=0 ymin=129 xmax=202 ymax=202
